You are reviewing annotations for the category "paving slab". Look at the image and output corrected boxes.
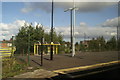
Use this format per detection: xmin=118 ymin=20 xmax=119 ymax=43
xmin=13 ymin=69 xmax=58 ymax=78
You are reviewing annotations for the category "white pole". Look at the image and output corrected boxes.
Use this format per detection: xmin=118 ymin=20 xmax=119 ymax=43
xmin=72 ymin=0 xmax=75 ymax=57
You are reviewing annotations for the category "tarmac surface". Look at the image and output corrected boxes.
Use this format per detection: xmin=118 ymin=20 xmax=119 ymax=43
xmin=9 ymin=51 xmax=120 ymax=79
xmin=16 ymin=51 xmax=119 ymax=71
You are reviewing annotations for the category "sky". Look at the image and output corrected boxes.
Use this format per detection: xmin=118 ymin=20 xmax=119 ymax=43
xmin=0 ymin=0 xmax=119 ymax=42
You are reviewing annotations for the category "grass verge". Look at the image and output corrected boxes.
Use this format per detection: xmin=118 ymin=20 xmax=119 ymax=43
xmin=2 ymin=57 xmax=36 ymax=78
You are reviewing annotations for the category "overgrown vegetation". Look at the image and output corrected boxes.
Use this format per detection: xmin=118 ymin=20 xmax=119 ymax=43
xmin=14 ymin=23 xmax=64 ymax=54
xmin=2 ymin=58 xmax=27 ymax=78
xmin=2 ymin=57 xmax=39 ymax=78
xmin=14 ymin=22 xmax=120 ymax=54
xmin=75 ymin=36 xmax=118 ymax=52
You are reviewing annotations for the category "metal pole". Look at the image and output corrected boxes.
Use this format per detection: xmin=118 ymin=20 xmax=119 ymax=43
xmin=72 ymin=0 xmax=75 ymax=57
xmin=50 ymin=0 xmax=54 ymax=60
xmin=117 ymin=26 xmax=118 ymax=51
xmin=64 ymin=3 xmax=78 ymax=57
xmin=28 ymin=31 xmax=30 ymax=66
xmin=118 ymin=2 xmax=120 ymax=51
xmin=70 ymin=10 xmax=73 ymax=54
xmin=41 ymin=37 xmax=43 ymax=66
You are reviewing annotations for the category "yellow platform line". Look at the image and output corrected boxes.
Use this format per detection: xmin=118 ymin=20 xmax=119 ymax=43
xmin=0 ymin=49 xmax=10 ymax=51
xmin=53 ymin=60 xmax=120 ymax=74
xmin=34 ymin=44 xmax=60 ymax=45
xmin=0 ymin=51 xmax=11 ymax=52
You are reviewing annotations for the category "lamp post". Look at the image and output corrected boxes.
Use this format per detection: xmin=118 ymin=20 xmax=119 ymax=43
xmin=64 ymin=8 xmax=73 ymax=55
xmin=50 ymin=0 xmax=54 ymax=60
xmin=115 ymin=26 xmax=118 ymax=51
xmin=41 ymin=37 xmax=43 ymax=66
xmin=72 ymin=1 xmax=76 ymax=57
xmin=64 ymin=7 xmax=78 ymax=57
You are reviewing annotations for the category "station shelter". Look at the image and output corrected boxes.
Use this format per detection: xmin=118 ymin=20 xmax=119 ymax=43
xmin=34 ymin=42 xmax=60 ymax=55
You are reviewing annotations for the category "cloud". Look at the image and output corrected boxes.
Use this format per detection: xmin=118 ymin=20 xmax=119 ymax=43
xmin=21 ymin=2 xmax=116 ymax=13
xmin=21 ymin=2 xmax=52 ymax=13
xmin=2 ymin=0 xmax=119 ymax=2
xmin=57 ymin=2 xmax=116 ymax=12
xmin=0 ymin=17 xmax=117 ymax=42
xmin=0 ymin=20 xmax=26 ymax=40
xmin=101 ymin=17 xmax=119 ymax=27
xmin=80 ymin=22 xmax=87 ymax=27
xmin=55 ymin=26 xmax=117 ymax=40
xmin=54 ymin=21 xmax=117 ymax=42
xmin=0 ymin=20 xmax=45 ymax=41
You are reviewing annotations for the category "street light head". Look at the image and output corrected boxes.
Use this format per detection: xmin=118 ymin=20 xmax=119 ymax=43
xmin=64 ymin=8 xmax=73 ymax=12
xmin=69 ymin=8 xmax=73 ymax=10
xmin=64 ymin=7 xmax=79 ymax=12
xmin=64 ymin=9 xmax=69 ymax=12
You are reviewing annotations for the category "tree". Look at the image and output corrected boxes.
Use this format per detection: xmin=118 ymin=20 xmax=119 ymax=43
xmin=106 ymin=36 xmax=117 ymax=51
xmin=15 ymin=24 xmax=28 ymax=54
xmin=88 ymin=36 xmax=106 ymax=52
xmin=97 ymin=36 xmax=106 ymax=51
xmin=15 ymin=23 xmax=64 ymax=54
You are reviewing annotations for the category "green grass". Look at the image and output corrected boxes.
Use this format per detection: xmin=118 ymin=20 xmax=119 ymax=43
xmin=2 ymin=58 xmax=28 ymax=78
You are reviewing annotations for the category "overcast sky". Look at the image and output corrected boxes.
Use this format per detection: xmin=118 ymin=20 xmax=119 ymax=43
xmin=0 ymin=0 xmax=119 ymax=42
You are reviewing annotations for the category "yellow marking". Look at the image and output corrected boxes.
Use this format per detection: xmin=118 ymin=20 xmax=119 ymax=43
xmin=0 ymin=52 xmax=11 ymax=54
xmin=0 ymin=51 xmax=10 ymax=52
xmin=34 ymin=44 xmax=60 ymax=46
xmin=0 ymin=49 xmax=9 ymax=50
xmin=53 ymin=60 xmax=120 ymax=73
xmin=37 ymin=45 xmax=39 ymax=55
xmin=34 ymin=44 xmax=36 ymax=55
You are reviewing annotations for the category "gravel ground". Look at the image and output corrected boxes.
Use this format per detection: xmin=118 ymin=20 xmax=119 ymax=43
xmin=16 ymin=51 xmax=119 ymax=71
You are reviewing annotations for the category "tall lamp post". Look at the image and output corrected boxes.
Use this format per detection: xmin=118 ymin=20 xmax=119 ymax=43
xmin=116 ymin=26 xmax=119 ymax=51
xmin=64 ymin=7 xmax=78 ymax=57
xmin=41 ymin=37 xmax=43 ymax=66
xmin=50 ymin=0 xmax=54 ymax=60
xmin=64 ymin=8 xmax=73 ymax=56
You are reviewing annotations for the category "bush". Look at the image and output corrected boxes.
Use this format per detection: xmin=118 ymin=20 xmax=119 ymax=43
xmin=2 ymin=58 xmax=27 ymax=78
